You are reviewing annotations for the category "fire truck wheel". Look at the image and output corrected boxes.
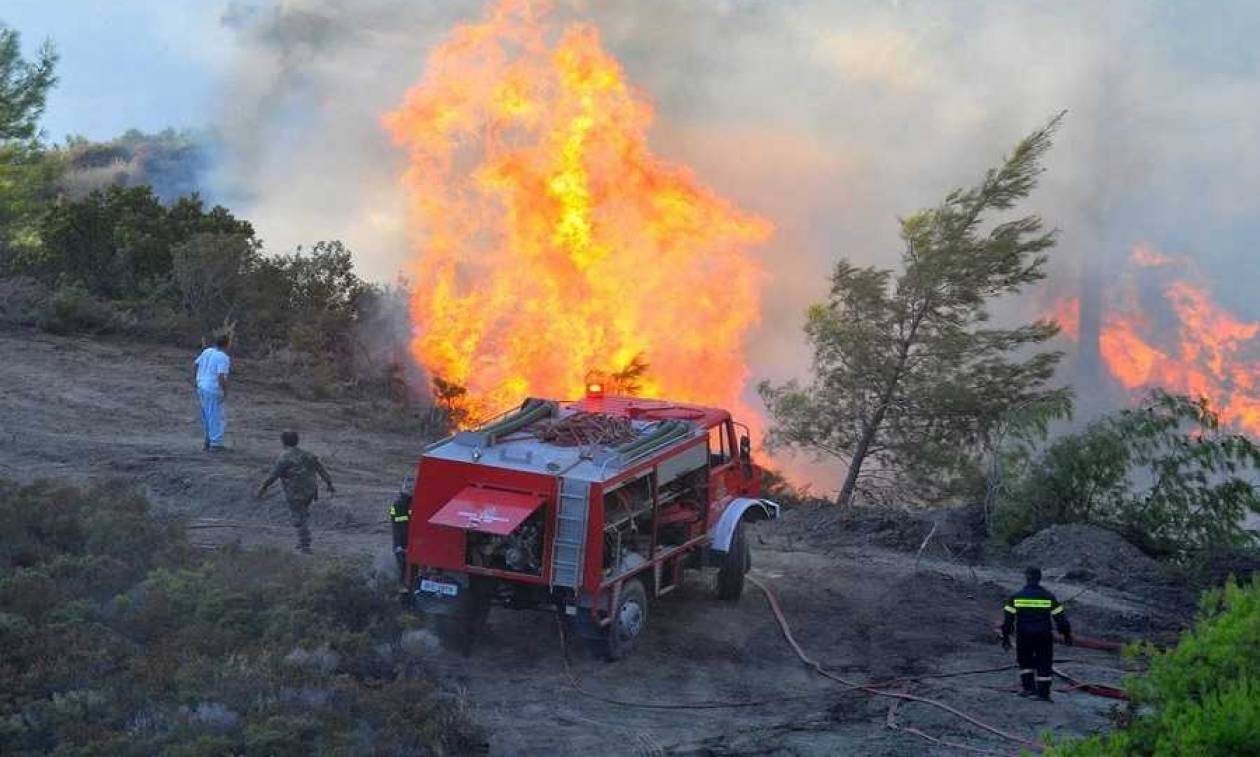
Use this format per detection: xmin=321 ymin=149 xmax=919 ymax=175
xmin=435 ymin=586 xmax=491 ymax=656
xmin=605 ymin=578 xmax=648 ymax=661
xmin=716 ymin=522 xmax=750 ymax=601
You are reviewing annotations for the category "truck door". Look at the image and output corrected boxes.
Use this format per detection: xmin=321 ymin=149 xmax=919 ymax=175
xmin=707 ymin=421 xmax=739 ymax=504
xmin=733 ymin=421 xmax=759 ymax=494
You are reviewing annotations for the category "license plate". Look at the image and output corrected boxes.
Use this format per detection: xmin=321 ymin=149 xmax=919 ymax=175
xmin=419 ymin=579 xmax=459 ymax=596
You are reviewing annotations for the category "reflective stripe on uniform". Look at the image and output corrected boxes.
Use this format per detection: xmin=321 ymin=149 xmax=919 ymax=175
xmin=1051 ymin=604 xmax=1065 ymax=615
xmin=1035 ymin=676 xmax=1053 ymax=682
xmin=1020 ymin=668 xmax=1035 ymax=675
xmin=1013 ymin=598 xmax=1053 ymax=609
xmin=392 ymin=515 xmax=410 ymax=522
xmin=1004 ymin=605 xmax=1017 ymax=614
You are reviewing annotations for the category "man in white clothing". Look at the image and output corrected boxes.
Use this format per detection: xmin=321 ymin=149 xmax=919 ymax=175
xmin=194 ymin=334 xmax=232 ymax=451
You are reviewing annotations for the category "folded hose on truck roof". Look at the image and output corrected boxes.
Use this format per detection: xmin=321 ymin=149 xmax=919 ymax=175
xmin=480 ymin=398 xmax=557 ymax=444
xmin=615 ymin=420 xmax=690 ymax=458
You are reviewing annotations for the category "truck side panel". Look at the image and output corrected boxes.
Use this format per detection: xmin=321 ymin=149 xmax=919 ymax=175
xmin=580 ymin=482 xmax=604 ymax=595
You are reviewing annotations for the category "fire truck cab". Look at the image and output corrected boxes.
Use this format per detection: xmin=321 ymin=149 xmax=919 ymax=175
xmin=406 ymin=392 xmax=778 ymax=658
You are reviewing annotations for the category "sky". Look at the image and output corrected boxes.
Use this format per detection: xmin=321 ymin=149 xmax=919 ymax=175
xmin=4 ymin=2 xmax=230 ymax=141
xmin=6 ymin=1 xmax=1260 ymax=483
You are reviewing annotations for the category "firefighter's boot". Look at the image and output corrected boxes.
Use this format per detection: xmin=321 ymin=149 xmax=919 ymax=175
xmin=1018 ymin=671 xmax=1036 ymax=697
xmin=1036 ymin=678 xmax=1053 ymax=702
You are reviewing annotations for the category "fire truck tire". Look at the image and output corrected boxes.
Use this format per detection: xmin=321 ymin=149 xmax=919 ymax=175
xmin=435 ymin=585 xmax=491 ymax=656
xmin=716 ymin=522 xmax=750 ymax=601
xmin=604 ymin=578 xmax=648 ymax=661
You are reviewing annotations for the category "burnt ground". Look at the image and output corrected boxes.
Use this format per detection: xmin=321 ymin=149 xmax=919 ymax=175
xmin=0 ymin=328 xmax=1193 ymax=756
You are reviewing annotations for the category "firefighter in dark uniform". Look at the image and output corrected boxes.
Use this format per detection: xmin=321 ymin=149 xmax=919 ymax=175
xmin=389 ymin=476 xmax=414 ymax=590
xmin=1002 ymin=566 xmax=1072 ymax=701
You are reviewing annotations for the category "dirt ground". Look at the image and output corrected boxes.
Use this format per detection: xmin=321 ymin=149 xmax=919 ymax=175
xmin=1 ymin=328 xmax=1190 ymax=756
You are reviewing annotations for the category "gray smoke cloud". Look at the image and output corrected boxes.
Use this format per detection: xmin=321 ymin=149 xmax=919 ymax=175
xmin=210 ymin=0 xmax=1260 ymax=483
xmin=208 ymin=1 xmax=475 ymax=279
xmin=54 ymin=129 xmax=216 ymax=203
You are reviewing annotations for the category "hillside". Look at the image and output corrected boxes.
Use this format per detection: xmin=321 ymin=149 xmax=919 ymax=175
xmin=0 ymin=327 xmax=1189 ymax=755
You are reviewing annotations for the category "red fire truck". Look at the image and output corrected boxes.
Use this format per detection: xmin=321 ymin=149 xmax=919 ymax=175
xmin=406 ymin=388 xmax=778 ymax=658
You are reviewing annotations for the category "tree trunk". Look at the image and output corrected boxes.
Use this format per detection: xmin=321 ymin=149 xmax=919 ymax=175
xmin=836 ymin=313 xmax=924 ymax=507
xmin=836 ymin=425 xmax=875 ymax=506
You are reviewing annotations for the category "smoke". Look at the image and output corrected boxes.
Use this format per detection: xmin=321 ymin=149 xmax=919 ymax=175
xmin=54 ymin=129 xmax=216 ymax=203
xmin=210 ymin=0 xmax=1260 ymax=484
xmin=208 ymin=1 xmax=475 ymax=278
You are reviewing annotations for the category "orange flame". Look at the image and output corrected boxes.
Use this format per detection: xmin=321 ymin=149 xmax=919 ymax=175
xmin=383 ymin=0 xmax=772 ymax=424
xmin=1129 ymin=242 xmax=1176 ymax=268
xmin=1049 ymin=296 xmax=1080 ymax=340
xmin=1052 ymin=245 xmax=1260 ymax=436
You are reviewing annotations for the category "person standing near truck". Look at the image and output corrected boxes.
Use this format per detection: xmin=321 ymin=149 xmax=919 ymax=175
xmin=256 ymin=431 xmax=335 ymax=553
xmin=389 ymin=476 xmax=414 ymax=591
xmin=193 ymin=334 xmax=231 ymax=451
xmin=1001 ymin=566 xmax=1072 ymax=701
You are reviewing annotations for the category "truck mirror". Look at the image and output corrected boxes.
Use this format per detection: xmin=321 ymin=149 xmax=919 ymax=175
xmin=739 ymin=434 xmax=753 ymax=477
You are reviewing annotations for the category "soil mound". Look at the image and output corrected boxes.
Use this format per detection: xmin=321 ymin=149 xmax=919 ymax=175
xmin=1012 ymin=524 xmax=1160 ymax=588
xmin=773 ymin=501 xmax=987 ymax=560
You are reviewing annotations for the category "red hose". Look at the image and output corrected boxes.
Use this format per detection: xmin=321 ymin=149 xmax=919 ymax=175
xmin=1072 ymin=636 xmax=1126 ymax=652
xmin=1054 ymin=667 xmax=1129 ymax=701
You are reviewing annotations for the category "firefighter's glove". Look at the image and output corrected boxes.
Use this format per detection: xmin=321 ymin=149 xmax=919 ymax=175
xmin=1062 ymin=631 xmax=1074 ymax=647
xmin=1001 ymin=635 xmax=1011 ymax=651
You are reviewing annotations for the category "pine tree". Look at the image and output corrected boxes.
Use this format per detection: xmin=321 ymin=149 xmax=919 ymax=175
xmin=760 ymin=114 xmax=1070 ymax=506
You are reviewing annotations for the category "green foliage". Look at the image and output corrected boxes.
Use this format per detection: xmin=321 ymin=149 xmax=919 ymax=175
xmin=982 ymin=389 xmax=1075 ymax=533
xmin=36 ymin=282 xmax=129 ymax=334
xmin=169 ymin=234 xmax=372 ymax=385
xmin=1049 ymin=578 xmax=1260 ymax=756
xmin=994 ymin=390 xmax=1260 ymax=559
xmin=0 ymin=141 xmax=58 ymax=264
xmin=0 ymin=24 xmax=58 ymax=142
xmin=0 ymin=24 xmax=59 ymax=266
xmin=0 ymin=480 xmax=483 ymax=756
xmin=169 ymin=231 xmax=263 ymax=336
xmin=760 ymin=114 xmax=1069 ymax=506
xmin=31 ymin=186 xmax=252 ymax=299
xmin=261 ymin=240 xmax=369 ymax=384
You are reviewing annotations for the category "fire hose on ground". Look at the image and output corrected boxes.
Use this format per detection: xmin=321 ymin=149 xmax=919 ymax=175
xmin=557 ymin=574 xmax=1134 ymax=754
xmin=747 ymin=574 xmax=1045 ymax=753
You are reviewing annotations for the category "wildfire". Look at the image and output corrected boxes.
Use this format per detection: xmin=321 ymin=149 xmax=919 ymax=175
xmin=1053 ymin=245 xmax=1260 ymax=436
xmin=383 ymin=0 xmax=772 ymax=425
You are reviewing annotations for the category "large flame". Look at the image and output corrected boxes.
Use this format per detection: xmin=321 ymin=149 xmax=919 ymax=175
xmin=383 ymin=0 xmax=772 ymax=424
xmin=1054 ymin=245 xmax=1260 ymax=435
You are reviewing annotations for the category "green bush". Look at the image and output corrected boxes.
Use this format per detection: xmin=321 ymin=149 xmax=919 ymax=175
xmin=994 ymin=391 xmax=1260 ymax=560
xmin=1049 ymin=578 xmax=1260 ymax=756
xmin=0 ymin=480 xmax=484 ymax=756
xmin=29 ymin=186 xmax=252 ymax=300
xmin=36 ymin=282 xmax=129 ymax=334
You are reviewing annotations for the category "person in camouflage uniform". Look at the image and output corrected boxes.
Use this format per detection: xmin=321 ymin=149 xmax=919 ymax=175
xmin=256 ymin=431 xmax=335 ymax=553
